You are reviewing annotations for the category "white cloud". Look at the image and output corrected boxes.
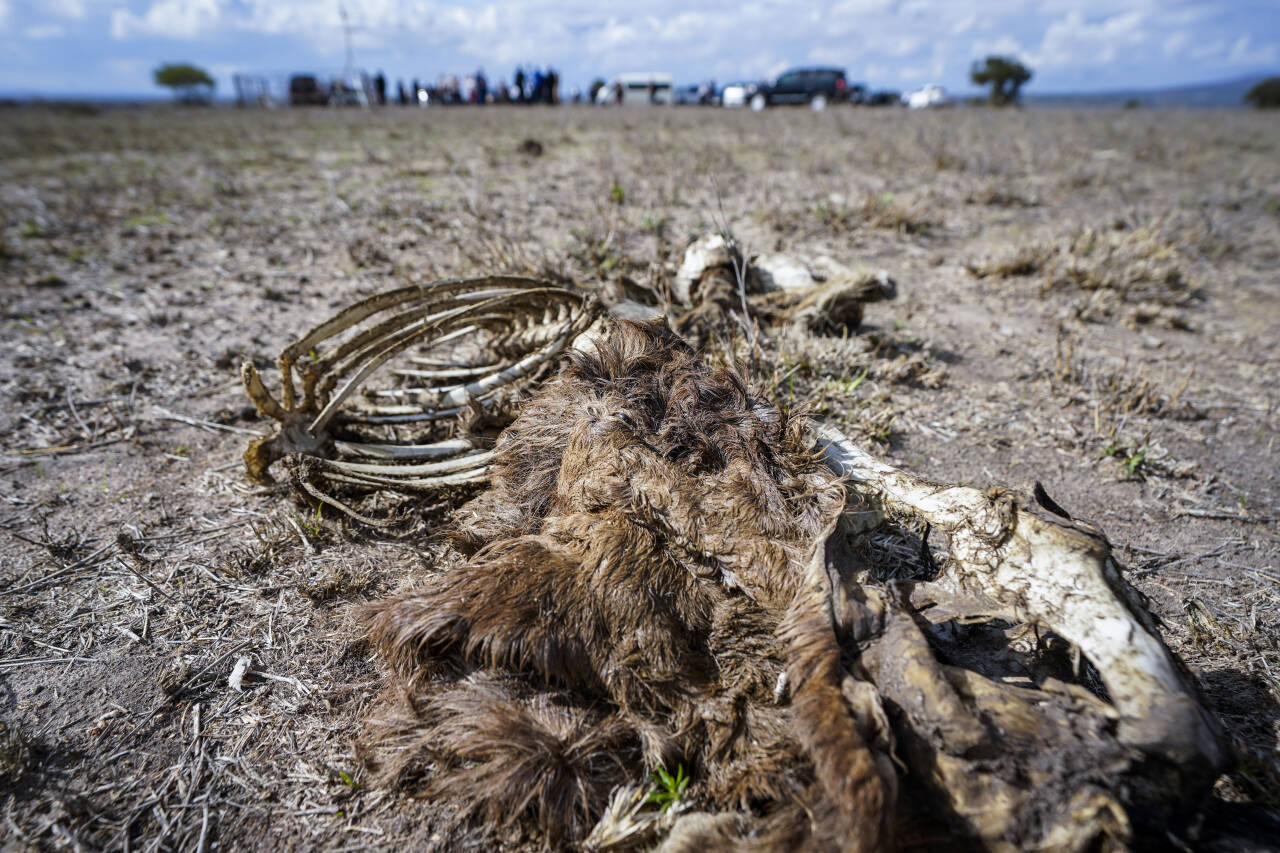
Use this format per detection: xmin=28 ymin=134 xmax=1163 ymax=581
xmin=657 ymin=12 xmax=711 ymax=45
xmin=830 ymin=0 xmax=896 ymax=16
xmin=1226 ymin=34 xmax=1278 ymax=66
xmin=111 ymin=0 xmax=222 ymax=40
xmin=1162 ymin=31 xmax=1188 ymax=58
xmin=0 ymin=0 xmax=10 ymax=31
xmin=970 ymin=35 xmax=1027 ymax=63
xmin=47 ymin=0 xmax=87 ymax=19
xmin=807 ymin=44 xmax=849 ymax=66
xmin=765 ymin=58 xmax=791 ymax=79
xmin=1034 ymin=10 xmax=1147 ymax=68
xmin=884 ymin=34 xmax=924 ymax=57
xmin=927 ymin=39 xmax=947 ymax=78
xmin=25 ymin=24 xmax=66 ymax=38
xmin=1188 ymin=38 xmax=1226 ymax=61
xmin=587 ymin=18 xmax=643 ymax=54
xmin=106 ymin=56 xmax=145 ymax=76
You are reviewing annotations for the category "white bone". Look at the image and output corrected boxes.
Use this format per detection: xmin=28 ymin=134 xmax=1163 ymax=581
xmin=815 ymin=425 xmax=1225 ymax=772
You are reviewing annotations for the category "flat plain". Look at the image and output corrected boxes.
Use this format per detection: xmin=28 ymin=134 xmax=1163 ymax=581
xmin=0 ymin=103 xmax=1277 ymax=849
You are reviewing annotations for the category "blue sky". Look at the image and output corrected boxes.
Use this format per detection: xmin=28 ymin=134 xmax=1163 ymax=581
xmin=1 ymin=1 xmax=1277 ymax=96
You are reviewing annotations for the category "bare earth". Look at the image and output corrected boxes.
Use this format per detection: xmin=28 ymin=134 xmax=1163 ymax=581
xmin=0 ymin=104 xmax=1277 ymax=850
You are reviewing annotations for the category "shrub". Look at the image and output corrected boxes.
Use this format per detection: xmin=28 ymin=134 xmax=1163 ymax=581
xmin=1244 ymin=77 xmax=1280 ymax=109
xmin=971 ymin=56 xmax=1033 ymax=106
xmin=154 ymin=63 xmax=216 ymax=105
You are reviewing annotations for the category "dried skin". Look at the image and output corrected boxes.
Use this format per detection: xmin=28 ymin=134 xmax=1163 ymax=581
xmin=360 ymin=318 xmax=1226 ymax=851
xmin=365 ymin=319 xmax=870 ymax=846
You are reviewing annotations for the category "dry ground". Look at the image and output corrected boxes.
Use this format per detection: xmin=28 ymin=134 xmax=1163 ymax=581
xmin=0 ymin=103 xmax=1277 ymax=850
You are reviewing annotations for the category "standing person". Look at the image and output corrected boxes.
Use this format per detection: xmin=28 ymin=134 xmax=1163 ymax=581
xmin=514 ymin=66 xmax=526 ymax=103
xmin=532 ymin=67 xmax=544 ymax=105
xmin=547 ymin=68 xmax=559 ymax=104
xmin=476 ymin=68 xmax=488 ymax=105
xmin=411 ymin=78 xmax=421 ymax=105
xmin=397 ymin=80 xmax=408 ymax=105
xmin=374 ymin=71 xmax=387 ymax=105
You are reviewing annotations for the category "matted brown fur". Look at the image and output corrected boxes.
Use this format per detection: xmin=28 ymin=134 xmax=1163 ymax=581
xmin=362 ymin=319 xmax=887 ymax=847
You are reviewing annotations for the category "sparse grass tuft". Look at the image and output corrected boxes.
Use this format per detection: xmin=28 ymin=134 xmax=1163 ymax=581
xmin=0 ymin=722 xmax=34 ymax=789
xmin=568 ymin=226 xmax=628 ymax=278
xmin=1100 ymin=438 xmax=1149 ymax=480
xmin=1048 ymin=336 xmax=1197 ymax=424
xmin=645 ymin=764 xmax=688 ymax=813
xmin=967 ymin=218 xmax=1201 ymax=328
xmin=1045 ymin=220 xmax=1199 ymax=325
xmin=809 ymin=192 xmax=938 ymax=236
xmin=965 ymin=244 xmax=1049 ymax=278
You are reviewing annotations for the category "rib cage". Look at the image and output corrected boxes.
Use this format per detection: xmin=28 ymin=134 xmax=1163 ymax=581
xmin=240 ymin=276 xmax=603 ymax=495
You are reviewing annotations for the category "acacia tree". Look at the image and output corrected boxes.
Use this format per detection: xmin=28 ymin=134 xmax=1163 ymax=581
xmin=154 ymin=63 xmax=216 ymax=105
xmin=1244 ymin=77 xmax=1280 ymax=108
xmin=971 ymin=55 xmax=1032 ymax=106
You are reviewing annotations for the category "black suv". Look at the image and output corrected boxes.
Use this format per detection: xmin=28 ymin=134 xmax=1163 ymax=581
xmin=289 ymin=75 xmax=329 ymax=106
xmin=750 ymin=67 xmax=856 ymax=111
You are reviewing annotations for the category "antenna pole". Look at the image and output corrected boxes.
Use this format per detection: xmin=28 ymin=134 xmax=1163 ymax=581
xmin=339 ymin=2 xmax=354 ymax=79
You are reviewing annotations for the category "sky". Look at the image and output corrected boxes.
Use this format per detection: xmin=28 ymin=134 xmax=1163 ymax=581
xmin=0 ymin=0 xmax=1277 ymax=97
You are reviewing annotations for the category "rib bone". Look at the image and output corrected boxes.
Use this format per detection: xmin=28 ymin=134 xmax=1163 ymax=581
xmin=240 ymin=276 xmax=602 ymax=498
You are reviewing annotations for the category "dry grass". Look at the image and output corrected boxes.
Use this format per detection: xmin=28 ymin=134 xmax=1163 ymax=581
xmin=967 ymin=216 xmax=1206 ymax=328
xmin=812 ymin=192 xmax=939 ymax=236
xmin=0 ymin=103 xmax=1277 ymax=849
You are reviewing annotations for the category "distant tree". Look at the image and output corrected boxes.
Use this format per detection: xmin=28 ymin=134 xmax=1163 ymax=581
xmin=970 ymin=55 xmax=1032 ymax=106
xmin=154 ymin=63 xmax=216 ymax=105
xmin=1244 ymin=77 xmax=1280 ymax=109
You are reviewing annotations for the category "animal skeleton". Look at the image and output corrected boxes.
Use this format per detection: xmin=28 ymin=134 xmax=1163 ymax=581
xmin=241 ymin=255 xmax=1228 ymax=850
xmin=240 ymin=276 xmax=600 ymax=504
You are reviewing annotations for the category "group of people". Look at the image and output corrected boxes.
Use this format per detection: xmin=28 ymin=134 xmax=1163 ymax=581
xmin=369 ymin=67 xmax=568 ymax=107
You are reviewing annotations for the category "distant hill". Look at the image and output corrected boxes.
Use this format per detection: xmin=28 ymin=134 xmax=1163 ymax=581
xmin=1027 ymin=73 xmax=1276 ymax=108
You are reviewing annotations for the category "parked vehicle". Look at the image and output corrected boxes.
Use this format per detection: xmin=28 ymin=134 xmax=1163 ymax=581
xmin=749 ymin=67 xmax=851 ymax=111
xmin=328 ymin=76 xmax=369 ymax=108
xmin=289 ymin=75 xmax=329 ymax=106
xmin=288 ymin=73 xmax=371 ymax=107
xmin=595 ymin=72 xmax=675 ymax=106
xmin=673 ymin=84 xmax=702 ymax=105
xmin=903 ymin=84 xmax=951 ymax=109
xmin=866 ymin=89 xmax=902 ymax=107
xmin=720 ymin=81 xmax=758 ymax=108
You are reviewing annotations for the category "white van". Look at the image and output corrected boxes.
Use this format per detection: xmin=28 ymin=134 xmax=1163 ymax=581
xmin=904 ymin=84 xmax=951 ymax=109
xmin=596 ymin=72 xmax=675 ymax=106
